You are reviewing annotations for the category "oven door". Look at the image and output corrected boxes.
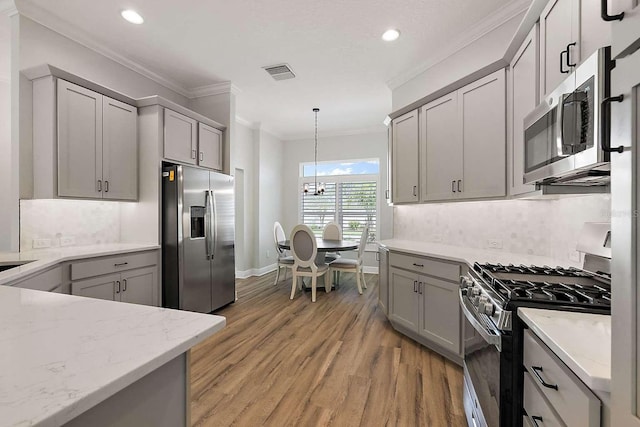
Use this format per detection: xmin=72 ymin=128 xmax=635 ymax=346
xmin=460 ymin=289 xmax=503 ymax=427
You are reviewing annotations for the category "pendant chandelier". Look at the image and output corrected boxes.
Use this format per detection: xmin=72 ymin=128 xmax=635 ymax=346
xmin=303 ymin=108 xmax=325 ymax=196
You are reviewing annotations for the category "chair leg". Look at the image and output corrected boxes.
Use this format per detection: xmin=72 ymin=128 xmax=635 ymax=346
xmin=356 ymin=268 xmax=363 ymax=295
xmin=290 ymin=272 xmax=297 ymax=300
xmin=283 ymin=267 xmax=288 ymax=283
xmin=311 ymin=276 xmax=317 ymax=302
xmin=274 ymin=265 xmax=281 ymax=285
xmin=324 ymin=271 xmax=331 ymax=293
xmin=361 ymin=268 xmax=367 ymax=289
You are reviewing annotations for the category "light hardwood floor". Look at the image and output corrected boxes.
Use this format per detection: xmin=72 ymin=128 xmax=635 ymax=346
xmin=190 ymin=271 xmax=466 ymax=427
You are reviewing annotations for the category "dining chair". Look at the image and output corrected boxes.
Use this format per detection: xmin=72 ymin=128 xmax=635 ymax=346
xmin=290 ymin=224 xmax=331 ymax=302
xmin=273 ymin=221 xmax=294 ymax=285
xmin=322 ymin=222 xmax=342 ymax=263
xmin=329 ymin=224 xmax=369 ymax=295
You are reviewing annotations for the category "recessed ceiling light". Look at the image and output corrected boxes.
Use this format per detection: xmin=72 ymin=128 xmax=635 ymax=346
xmin=382 ymin=29 xmax=400 ymax=42
xmin=121 ymin=9 xmax=144 ymax=25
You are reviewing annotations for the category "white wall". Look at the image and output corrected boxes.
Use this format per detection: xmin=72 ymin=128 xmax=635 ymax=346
xmin=257 ymin=130 xmax=284 ymax=270
xmin=392 ymin=13 xmax=523 ymax=111
xmin=281 ymin=131 xmax=392 ymax=269
xmin=0 ymin=80 xmax=10 ymax=250
xmin=394 ymin=195 xmax=611 ymax=267
xmin=231 ymin=121 xmax=257 ymax=273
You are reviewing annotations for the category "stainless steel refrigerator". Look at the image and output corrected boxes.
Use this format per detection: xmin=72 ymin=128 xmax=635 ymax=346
xmin=162 ymin=164 xmax=235 ymax=313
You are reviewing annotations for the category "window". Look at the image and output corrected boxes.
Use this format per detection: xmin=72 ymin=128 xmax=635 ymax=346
xmin=300 ymin=160 xmax=378 ymax=243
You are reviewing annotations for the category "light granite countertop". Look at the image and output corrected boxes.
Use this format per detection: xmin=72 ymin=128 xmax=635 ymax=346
xmin=378 ymin=239 xmax=578 ymax=268
xmin=0 ymin=285 xmax=225 ymax=427
xmin=518 ymin=307 xmax=611 ymax=392
xmin=0 ymin=243 xmax=160 ymax=286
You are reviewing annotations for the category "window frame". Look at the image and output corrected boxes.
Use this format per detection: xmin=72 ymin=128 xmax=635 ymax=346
xmin=298 ymin=159 xmax=380 ymax=249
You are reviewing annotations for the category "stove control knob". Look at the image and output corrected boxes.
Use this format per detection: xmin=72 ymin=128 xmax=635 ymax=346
xmin=471 ymin=296 xmax=481 ymax=306
xmin=481 ymin=302 xmax=495 ymax=316
xmin=460 ymin=277 xmax=473 ymax=289
xmin=471 ymin=287 xmax=481 ymax=297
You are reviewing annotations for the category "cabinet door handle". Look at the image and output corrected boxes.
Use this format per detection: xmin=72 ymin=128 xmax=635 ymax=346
xmin=199 ymin=152 xmax=204 ymax=161
xmin=566 ymin=42 xmax=577 ymax=67
xmin=530 ymin=366 xmax=559 ymax=390
xmin=385 ymin=189 xmax=389 ymax=199
xmin=413 ymin=185 xmax=417 ymax=197
xmin=560 ymin=50 xmax=569 ymax=74
xmin=601 ymin=95 xmax=625 ymax=153
xmin=191 ymin=149 xmax=197 ymax=159
xmin=116 ymin=280 xmax=121 ymax=294
xmin=114 ymin=262 xmax=129 ymax=267
xmin=97 ymin=180 xmax=102 ymax=192
xmin=104 ymin=180 xmax=109 ymax=193
xmin=601 ymin=0 xmax=624 ymax=21
xmin=418 ymin=282 xmax=423 ymax=294
xmin=452 ymin=180 xmax=456 ymax=193
xmin=457 ymin=179 xmax=462 ymax=192
xmin=414 ymin=280 xmax=418 ymax=293
xmin=123 ymin=279 xmax=127 ymax=292
xmin=530 ymin=415 xmax=543 ymax=427
xmin=412 ymin=263 xmax=424 ymax=268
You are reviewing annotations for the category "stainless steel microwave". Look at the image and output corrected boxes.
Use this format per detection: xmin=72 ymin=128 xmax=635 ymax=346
xmin=523 ymin=47 xmax=613 ymax=186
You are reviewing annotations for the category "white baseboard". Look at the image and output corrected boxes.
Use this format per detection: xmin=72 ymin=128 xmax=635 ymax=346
xmin=235 ymin=263 xmax=277 ymax=279
xmin=236 ymin=264 xmax=378 ymax=278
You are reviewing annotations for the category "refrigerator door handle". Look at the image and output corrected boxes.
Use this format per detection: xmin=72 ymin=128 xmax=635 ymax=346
xmin=205 ymin=190 xmax=213 ymax=259
xmin=209 ymin=189 xmax=217 ymax=259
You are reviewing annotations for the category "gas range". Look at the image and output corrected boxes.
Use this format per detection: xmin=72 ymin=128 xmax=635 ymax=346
xmin=461 ymin=262 xmax=611 ymax=332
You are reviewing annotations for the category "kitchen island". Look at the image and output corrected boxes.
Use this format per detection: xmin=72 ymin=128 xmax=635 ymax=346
xmin=0 ymin=285 xmax=225 ymax=427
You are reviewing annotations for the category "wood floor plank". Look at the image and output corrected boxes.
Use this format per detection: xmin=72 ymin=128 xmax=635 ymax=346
xmin=190 ymin=271 xmax=466 ymax=427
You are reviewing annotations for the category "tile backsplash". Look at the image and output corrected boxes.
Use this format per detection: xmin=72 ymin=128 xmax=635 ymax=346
xmin=20 ymin=199 xmax=120 ymax=250
xmin=394 ymin=195 xmax=611 ymax=266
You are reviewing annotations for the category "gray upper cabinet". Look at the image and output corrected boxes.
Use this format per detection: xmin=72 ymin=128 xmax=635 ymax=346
xmin=610 ymin=0 xmax=640 ymax=59
xmin=459 ymin=70 xmax=506 ymax=199
xmin=57 ymin=79 xmax=103 ymax=199
xmin=198 ymin=123 xmax=223 ymax=171
xmin=391 ymin=110 xmax=420 ymax=203
xmin=57 ymin=79 xmax=137 ymax=201
xmin=421 ymin=92 xmax=461 ymax=202
xmin=164 ymin=108 xmax=198 ymax=165
xmin=102 ymin=97 xmax=138 ymax=201
xmin=509 ymin=26 xmax=539 ymax=197
xmin=420 ymin=69 xmax=506 ymax=202
xmin=540 ymin=0 xmax=579 ymax=97
xmin=540 ymin=0 xmax=612 ymax=97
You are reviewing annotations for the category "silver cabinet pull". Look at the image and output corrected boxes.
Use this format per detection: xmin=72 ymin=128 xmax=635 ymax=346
xmin=385 ymin=189 xmax=389 ymax=199
xmin=418 ymin=282 xmax=423 ymax=294
xmin=457 ymin=179 xmax=462 ymax=192
xmin=104 ymin=180 xmax=109 ymax=193
xmin=114 ymin=262 xmax=129 ymax=267
xmin=123 ymin=279 xmax=127 ymax=292
xmin=413 ymin=280 xmax=418 ymax=293
xmin=97 ymin=180 xmax=102 ymax=192
xmin=413 ymin=185 xmax=417 ymax=197
xmin=191 ymin=149 xmax=197 ymax=159
xmin=115 ymin=280 xmax=121 ymax=294
xmin=199 ymin=152 xmax=204 ymax=161
xmin=452 ymin=180 xmax=456 ymax=193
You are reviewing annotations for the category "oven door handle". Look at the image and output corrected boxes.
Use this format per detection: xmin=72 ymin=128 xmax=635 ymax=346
xmin=459 ymin=289 xmax=502 ymax=352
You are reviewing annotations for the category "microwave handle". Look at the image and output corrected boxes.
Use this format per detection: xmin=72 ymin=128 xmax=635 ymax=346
xmin=601 ymin=95 xmax=625 ymax=153
xmin=555 ymin=94 xmax=565 ymax=158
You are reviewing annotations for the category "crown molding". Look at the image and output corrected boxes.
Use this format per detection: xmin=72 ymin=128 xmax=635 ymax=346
xmin=15 ymin=0 xmax=230 ymax=99
xmin=235 ymin=115 xmax=259 ymax=129
xmin=282 ymin=125 xmax=387 ymax=142
xmin=190 ymin=81 xmax=242 ymax=98
xmin=387 ymin=0 xmax=531 ymax=90
xmin=0 ymin=0 xmax=16 ymax=16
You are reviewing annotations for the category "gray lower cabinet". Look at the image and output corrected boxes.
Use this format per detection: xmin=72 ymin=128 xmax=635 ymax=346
xmin=387 ymin=251 xmax=463 ymax=362
xmin=70 ymin=251 xmax=160 ymax=306
xmin=9 ymin=266 xmax=63 ymax=293
xmin=378 ymin=246 xmax=389 ymax=315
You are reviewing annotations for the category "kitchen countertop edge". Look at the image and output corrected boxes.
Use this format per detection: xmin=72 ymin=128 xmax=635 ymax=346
xmin=518 ymin=307 xmax=611 ymax=393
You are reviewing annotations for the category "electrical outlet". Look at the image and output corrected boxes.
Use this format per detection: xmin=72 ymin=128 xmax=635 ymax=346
xmin=60 ymin=236 xmax=75 ymax=247
xmin=32 ymin=238 xmax=51 ymax=249
xmin=569 ymin=251 xmax=581 ymax=262
xmin=487 ymin=239 xmax=503 ymax=249
xmin=432 ymin=234 xmax=443 ymax=243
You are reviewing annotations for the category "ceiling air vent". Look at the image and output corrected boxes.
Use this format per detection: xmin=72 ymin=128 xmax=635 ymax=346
xmin=263 ymin=63 xmax=296 ymax=81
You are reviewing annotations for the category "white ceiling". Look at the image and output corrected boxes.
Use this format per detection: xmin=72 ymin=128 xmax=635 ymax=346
xmin=16 ymin=0 xmax=527 ymax=138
